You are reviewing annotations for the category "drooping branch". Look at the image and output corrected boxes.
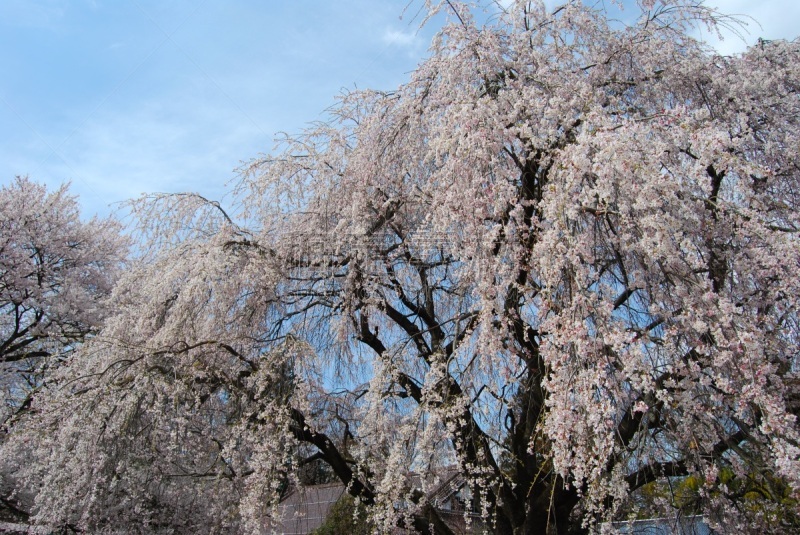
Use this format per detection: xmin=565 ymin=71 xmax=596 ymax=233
xmin=288 ymin=408 xmax=375 ymax=505
xmin=625 ymin=460 xmax=689 ymax=491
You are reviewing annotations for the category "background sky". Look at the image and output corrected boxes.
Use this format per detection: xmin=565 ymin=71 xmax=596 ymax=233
xmin=1 ymin=0 xmax=797 ymax=218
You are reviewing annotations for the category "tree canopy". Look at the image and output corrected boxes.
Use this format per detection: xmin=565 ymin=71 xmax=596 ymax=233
xmin=2 ymin=1 xmax=799 ymax=533
xmin=0 ymin=177 xmax=127 ymax=521
xmin=0 ymin=177 xmax=127 ymax=416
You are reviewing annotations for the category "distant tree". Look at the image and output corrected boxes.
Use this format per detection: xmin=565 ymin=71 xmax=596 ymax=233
xmin=312 ymin=494 xmax=373 ymax=535
xmin=627 ymin=469 xmax=800 ymax=532
xmin=2 ymin=1 xmax=799 ymax=534
xmin=0 ymin=176 xmax=127 ymax=406
xmin=0 ymin=176 xmax=127 ymax=519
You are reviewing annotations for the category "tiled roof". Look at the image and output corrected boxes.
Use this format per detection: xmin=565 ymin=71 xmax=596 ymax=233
xmin=272 ymin=483 xmax=346 ymax=535
xmin=271 ymin=468 xmax=486 ymax=535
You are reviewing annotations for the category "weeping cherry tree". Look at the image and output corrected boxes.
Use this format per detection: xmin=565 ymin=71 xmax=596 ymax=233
xmin=3 ymin=1 xmax=800 ymax=533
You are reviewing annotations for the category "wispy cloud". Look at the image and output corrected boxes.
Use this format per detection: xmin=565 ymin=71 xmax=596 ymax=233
xmin=11 ymin=92 xmax=268 ymax=216
xmin=382 ymin=28 xmax=419 ymax=48
xmin=0 ymin=0 xmax=67 ymax=30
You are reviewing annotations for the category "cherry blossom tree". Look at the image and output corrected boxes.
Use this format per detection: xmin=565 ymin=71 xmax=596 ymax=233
xmin=3 ymin=1 xmax=799 ymax=533
xmin=0 ymin=176 xmax=127 ymax=520
xmin=0 ymin=177 xmax=127 ymax=406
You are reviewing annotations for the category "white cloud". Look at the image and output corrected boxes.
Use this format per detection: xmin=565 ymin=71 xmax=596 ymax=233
xmin=4 ymin=85 xmax=275 ymax=217
xmin=382 ymin=28 xmax=419 ymax=47
xmin=0 ymin=0 xmax=67 ymax=30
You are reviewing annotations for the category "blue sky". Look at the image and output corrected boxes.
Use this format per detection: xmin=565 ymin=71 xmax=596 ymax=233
xmin=1 ymin=0 xmax=797 ymax=218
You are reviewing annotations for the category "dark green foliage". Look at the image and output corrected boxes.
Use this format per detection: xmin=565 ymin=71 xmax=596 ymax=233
xmin=312 ymin=494 xmax=372 ymax=535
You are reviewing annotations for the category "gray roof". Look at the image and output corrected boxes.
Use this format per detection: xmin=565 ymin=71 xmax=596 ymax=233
xmin=610 ymin=515 xmax=713 ymax=535
xmin=272 ymin=483 xmax=346 ymax=535
xmin=271 ymin=469 xmax=486 ymax=535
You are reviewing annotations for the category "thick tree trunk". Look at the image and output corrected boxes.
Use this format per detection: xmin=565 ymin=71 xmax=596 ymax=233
xmin=519 ymin=493 xmax=581 ymax=535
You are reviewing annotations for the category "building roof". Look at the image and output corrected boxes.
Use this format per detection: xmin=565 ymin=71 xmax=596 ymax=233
xmin=271 ymin=469 xmax=485 ymax=535
xmin=610 ymin=515 xmax=713 ymax=535
xmin=272 ymin=483 xmax=346 ymax=535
